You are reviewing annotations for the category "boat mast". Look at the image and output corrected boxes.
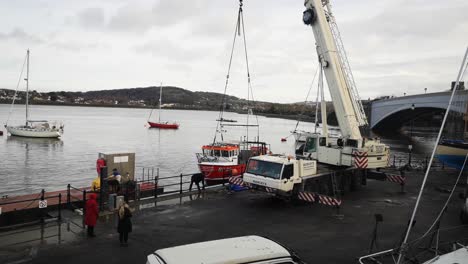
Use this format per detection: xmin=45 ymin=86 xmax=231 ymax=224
xmin=159 ymin=83 xmax=162 ymax=123
xmin=25 ymin=49 xmax=30 ymax=127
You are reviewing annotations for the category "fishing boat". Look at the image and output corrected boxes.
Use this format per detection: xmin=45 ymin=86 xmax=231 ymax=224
xmin=196 ymin=141 xmax=268 ymax=181
xmin=5 ymin=50 xmax=63 ymax=138
xmin=196 ymin=1 xmax=269 ymax=183
xmin=147 ymin=84 xmax=179 ymax=129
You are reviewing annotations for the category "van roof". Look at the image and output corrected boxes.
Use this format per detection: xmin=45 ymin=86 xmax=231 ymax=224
xmin=151 ymin=235 xmax=292 ymax=264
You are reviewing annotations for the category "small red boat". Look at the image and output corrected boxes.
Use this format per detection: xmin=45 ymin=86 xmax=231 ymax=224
xmin=147 ymin=121 xmax=179 ymax=129
xmin=196 ymin=141 xmax=269 ymax=182
xmin=147 ymin=84 xmax=180 ymax=129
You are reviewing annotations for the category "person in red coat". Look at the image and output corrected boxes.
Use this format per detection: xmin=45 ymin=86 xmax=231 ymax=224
xmin=85 ymin=193 xmax=99 ymax=237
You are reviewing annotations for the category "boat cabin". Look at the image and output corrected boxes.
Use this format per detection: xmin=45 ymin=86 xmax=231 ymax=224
xmin=201 ymin=144 xmax=240 ymax=158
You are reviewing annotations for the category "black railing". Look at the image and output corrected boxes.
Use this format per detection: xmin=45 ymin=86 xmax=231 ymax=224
xmin=0 ymin=189 xmax=63 ymax=228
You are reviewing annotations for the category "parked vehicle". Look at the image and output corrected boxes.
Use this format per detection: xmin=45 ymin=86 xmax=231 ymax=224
xmin=146 ymin=235 xmax=305 ymax=264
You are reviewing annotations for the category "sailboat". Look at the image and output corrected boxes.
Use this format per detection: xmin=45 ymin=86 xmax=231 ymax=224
xmin=147 ymin=84 xmax=179 ymax=129
xmin=5 ymin=50 xmax=63 ymax=138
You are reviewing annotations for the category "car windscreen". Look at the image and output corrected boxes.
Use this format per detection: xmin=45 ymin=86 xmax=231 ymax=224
xmin=246 ymin=160 xmax=283 ymax=179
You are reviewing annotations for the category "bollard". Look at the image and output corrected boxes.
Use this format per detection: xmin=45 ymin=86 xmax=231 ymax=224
xmin=154 ymin=177 xmax=158 ymax=199
xmin=67 ymin=184 xmax=71 ymax=208
xmin=40 ymin=189 xmax=45 ymax=223
xmin=58 ymin=193 xmax=62 ymax=221
xmin=180 ymin=173 xmax=183 ymax=195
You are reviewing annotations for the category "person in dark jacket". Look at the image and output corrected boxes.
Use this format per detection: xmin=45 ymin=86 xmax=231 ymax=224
xmin=84 ymin=193 xmax=99 ymax=237
xmin=117 ymin=201 xmax=132 ymax=246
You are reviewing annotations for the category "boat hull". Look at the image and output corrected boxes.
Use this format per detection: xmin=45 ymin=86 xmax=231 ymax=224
xmin=436 ymin=142 xmax=468 ymax=170
xmin=148 ymin=121 xmax=179 ymax=129
xmin=198 ymin=164 xmax=246 ymax=181
xmin=6 ymin=126 xmax=61 ymax=138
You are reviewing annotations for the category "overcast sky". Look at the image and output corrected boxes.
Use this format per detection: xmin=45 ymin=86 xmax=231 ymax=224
xmin=1 ymin=0 xmax=467 ymax=103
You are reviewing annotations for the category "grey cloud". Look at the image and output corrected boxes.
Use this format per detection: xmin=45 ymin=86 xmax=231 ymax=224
xmin=107 ymin=0 xmax=229 ymax=33
xmin=49 ymin=41 xmax=102 ymax=51
xmin=108 ymin=4 xmax=154 ymax=33
xmin=78 ymin=7 xmax=105 ymax=28
xmin=134 ymin=39 xmax=207 ymax=61
xmin=0 ymin=28 xmax=43 ymax=43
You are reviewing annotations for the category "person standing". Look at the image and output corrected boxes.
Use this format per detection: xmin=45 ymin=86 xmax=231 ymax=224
xmin=117 ymin=200 xmax=132 ymax=246
xmin=85 ymin=193 xmax=99 ymax=237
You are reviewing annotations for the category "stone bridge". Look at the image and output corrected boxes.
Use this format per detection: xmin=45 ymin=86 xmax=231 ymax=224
xmin=370 ymin=90 xmax=468 ymax=130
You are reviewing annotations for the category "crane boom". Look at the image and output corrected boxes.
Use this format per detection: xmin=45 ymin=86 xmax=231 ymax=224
xmin=302 ymin=0 xmax=389 ymax=168
xmin=304 ymin=0 xmax=361 ymax=141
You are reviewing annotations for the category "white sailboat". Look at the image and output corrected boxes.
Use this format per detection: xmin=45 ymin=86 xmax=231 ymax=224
xmin=5 ymin=50 xmax=63 ymax=138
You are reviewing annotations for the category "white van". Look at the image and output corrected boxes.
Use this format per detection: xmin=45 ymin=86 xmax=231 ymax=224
xmin=146 ymin=235 xmax=305 ymax=264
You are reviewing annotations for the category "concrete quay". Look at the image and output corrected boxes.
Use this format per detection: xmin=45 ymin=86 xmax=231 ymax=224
xmin=1 ymin=167 xmax=467 ymax=264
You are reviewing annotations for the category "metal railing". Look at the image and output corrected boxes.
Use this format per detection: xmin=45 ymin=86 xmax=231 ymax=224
xmin=0 ymin=189 xmax=63 ymax=228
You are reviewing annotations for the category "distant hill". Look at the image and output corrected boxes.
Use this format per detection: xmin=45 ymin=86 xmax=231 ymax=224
xmin=0 ymin=86 xmax=324 ymax=121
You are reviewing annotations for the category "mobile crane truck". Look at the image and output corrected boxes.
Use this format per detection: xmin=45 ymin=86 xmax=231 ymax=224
xmin=238 ymin=0 xmax=395 ymax=205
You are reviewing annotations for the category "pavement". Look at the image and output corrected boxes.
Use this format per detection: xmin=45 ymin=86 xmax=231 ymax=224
xmin=1 ymin=167 xmax=467 ymax=264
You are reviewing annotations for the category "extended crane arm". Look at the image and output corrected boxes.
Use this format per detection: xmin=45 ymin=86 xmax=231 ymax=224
xmin=303 ymin=0 xmax=362 ymax=142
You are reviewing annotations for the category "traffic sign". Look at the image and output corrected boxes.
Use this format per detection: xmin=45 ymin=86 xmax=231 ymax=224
xmin=39 ymin=200 xmax=47 ymax=208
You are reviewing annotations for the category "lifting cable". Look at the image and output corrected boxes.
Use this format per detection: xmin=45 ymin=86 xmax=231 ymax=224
xmin=213 ymin=0 xmax=256 ymax=144
xmin=292 ymin=66 xmax=320 ymax=134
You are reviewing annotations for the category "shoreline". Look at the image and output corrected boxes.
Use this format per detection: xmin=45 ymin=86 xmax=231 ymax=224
xmin=0 ymin=102 xmax=315 ymax=122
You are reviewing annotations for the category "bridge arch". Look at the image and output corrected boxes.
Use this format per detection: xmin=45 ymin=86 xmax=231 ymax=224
xmin=370 ymin=91 xmax=468 ymax=130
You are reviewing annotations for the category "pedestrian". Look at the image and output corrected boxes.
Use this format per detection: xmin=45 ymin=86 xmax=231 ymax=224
xmin=84 ymin=193 xmax=99 ymax=237
xmin=107 ymin=168 xmax=122 ymax=193
xmin=117 ymin=200 xmax=132 ymax=246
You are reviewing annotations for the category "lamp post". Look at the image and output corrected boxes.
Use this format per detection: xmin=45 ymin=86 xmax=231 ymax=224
xmin=408 ymin=104 xmax=415 ymax=167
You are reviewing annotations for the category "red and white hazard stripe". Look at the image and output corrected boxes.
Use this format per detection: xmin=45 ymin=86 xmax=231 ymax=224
xmin=386 ymin=174 xmax=405 ymax=185
xmin=353 ymin=150 xmax=368 ymax=169
xmin=318 ymin=194 xmax=342 ymax=206
xmin=297 ymin=192 xmax=341 ymax=206
xmin=298 ymin=191 xmax=316 ymax=203
xmin=229 ymin=176 xmax=244 ymax=186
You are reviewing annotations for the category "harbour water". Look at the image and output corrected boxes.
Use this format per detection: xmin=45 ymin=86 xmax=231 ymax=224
xmin=0 ymin=104 xmax=435 ymax=196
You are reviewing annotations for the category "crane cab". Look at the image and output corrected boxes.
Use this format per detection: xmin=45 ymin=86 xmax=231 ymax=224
xmin=303 ymin=135 xmax=389 ymax=168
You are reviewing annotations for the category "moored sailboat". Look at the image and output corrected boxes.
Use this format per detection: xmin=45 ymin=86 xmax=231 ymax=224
xmin=5 ymin=50 xmax=63 ymax=138
xmin=147 ymin=84 xmax=179 ymax=129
